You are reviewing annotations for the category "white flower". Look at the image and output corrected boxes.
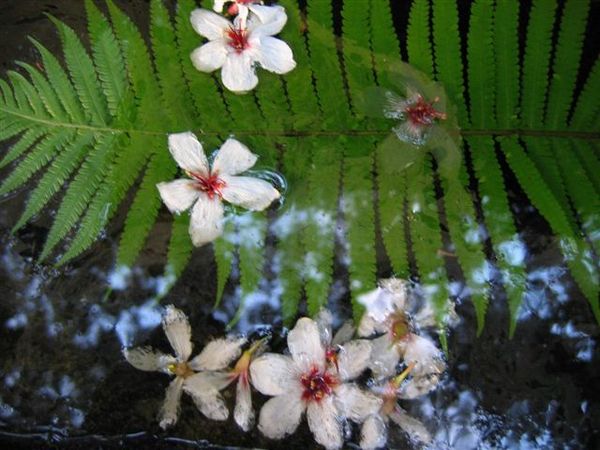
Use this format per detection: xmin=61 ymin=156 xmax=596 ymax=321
xmin=213 ymin=0 xmax=262 ymax=24
xmin=190 ymin=5 xmax=296 ymax=92
xmin=250 ymin=317 xmax=376 ymax=450
xmin=156 ymin=132 xmax=280 ymax=247
xmin=123 ymin=305 xmax=246 ymax=429
xmin=357 ymin=278 xmax=446 ymax=395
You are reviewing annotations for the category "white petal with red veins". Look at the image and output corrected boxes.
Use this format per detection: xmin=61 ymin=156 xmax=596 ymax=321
xmin=249 ymin=5 xmax=288 ymax=36
xmin=184 ymin=372 xmax=233 ymax=421
xmin=189 ymin=195 xmax=224 ymax=247
xmin=360 ymin=414 xmax=388 ymax=450
xmin=220 ymin=175 xmax=280 ymax=211
xmin=168 ymin=132 xmax=209 ymax=176
xmin=307 ymin=396 xmax=343 ymax=450
xmin=288 ymin=317 xmax=326 ymax=371
xmin=158 ymin=377 xmax=183 ymax=429
xmin=258 ymin=394 xmax=304 ymax=439
xmin=334 ymin=383 xmax=382 ymax=422
xmin=189 ymin=337 xmax=246 ymax=371
xmin=191 ymin=40 xmax=228 ymax=73
xmin=250 ymin=353 xmax=297 ymax=396
xmin=190 ymin=9 xmax=230 ymax=40
xmin=123 ymin=346 xmax=175 ymax=372
xmin=162 ymin=305 xmax=193 ymax=361
xmin=255 ymin=36 xmax=296 ymax=74
xmin=157 ymin=179 xmax=200 ymax=214
xmin=336 ymin=339 xmax=371 ymax=381
xmin=212 ymin=138 xmax=257 ymax=175
xmin=221 ymin=52 xmax=259 ymax=93
xmin=234 ymin=378 xmax=254 ymax=431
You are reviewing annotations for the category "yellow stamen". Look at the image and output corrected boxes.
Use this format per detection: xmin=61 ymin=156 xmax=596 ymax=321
xmin=391 ymin=361 xmax=416 ymax=389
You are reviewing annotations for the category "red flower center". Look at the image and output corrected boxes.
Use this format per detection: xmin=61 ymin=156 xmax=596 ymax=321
xmin=325 ymin=347 xmax=340 ymax=372
xmin=227 ymin=27 xmax=250 ymax=53
xmin=390 ymin=312 xmax=411 ymax=342
xmin=190 ymin=172 xmax=226 ymax=199
xmin=404 ymin=95 xmax=446 ymax=126
xmin=301 ymin=366 xmax=338 ymax=402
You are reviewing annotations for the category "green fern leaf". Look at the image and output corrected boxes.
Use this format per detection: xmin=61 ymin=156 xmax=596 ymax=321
xmin=213 ymin=217 xmax=236 ymax=308
xmin=16 ymin=62 xmax=67 ymax=119
xmin=7 ymin=71 xmax=43 ymax=115
xmin=573 ymin=140 xmax=600 ymax=195
xmin=570 ymin=58 xmax=600 ymax=130
xmin=407 ymin=0 xmax=434 ymax=78
xmin=0 ymin=127 xmax=46 ymax=169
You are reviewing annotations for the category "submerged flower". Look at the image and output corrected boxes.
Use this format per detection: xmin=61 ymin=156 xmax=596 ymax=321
xmin=157 ymin=132 xmax=280 ymax=247
xmin=250 ymin=317 xmax=376 ymax=450
xmin=213 ymin=0 xmax=262 ymax=23
xmin=123 ymin=305 xmax=246 ymax=428
xmin=190 ymin=5 xmax=296 ymax=92
xmin=384 ymin=90 xmax=446 ymax=145
xmin=357 ymin=278 xmax=446 ymax=396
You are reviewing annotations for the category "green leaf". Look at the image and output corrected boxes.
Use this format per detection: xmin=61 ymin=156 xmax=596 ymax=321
xmin=407 ymin=0 xmax=434 ymax=78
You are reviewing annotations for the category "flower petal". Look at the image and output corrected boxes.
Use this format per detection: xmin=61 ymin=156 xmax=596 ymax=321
xmin=158 ymin=377 xmax=183 ymax=429
xmin=250 ymin=353 xmax=297 ymax=396
xmin=162 ymin=305 xmax=193 ymax=361
xmin=249 ymin=5 xmax=288 ymax=36
xmin=255 ymin=36 xmax=296 ymax=74
xmin=315 ymin=309 xmax=334 ymax=346
xmin=168 ymin=131 xmax=209 ymax=175
xmin=189 ymin=337 xmax=247 ymax=371
xmin=258 ymin=394 xmax=304 ymax=439
xmin=184 ymin=372 xmax=233 ymax=421
xmin=337 ymin=339 xmax=371 ymax=381
xmin=234 ymin=377 xmax=254 ymax=431
xmin=307 ymin=396 xmax=343 ymax=450
xmin=221 ymin=52 xmax=258 ymax=93
xmin=220 ymin=175 xmax=280 ymax=210
xmin=402 ymin=334 xmax=445 ymax=377
xmin=190 ymin=8 xmax=230 ymax=40
xmin=288 ymin=317 xmax=326 ymax=371
xmin=212 ymin=138 xmax=257 ymax=175
xmin=213 ymin=0 xmax=225 ymax=13
xmin=123 ymin=346 xmax=175 ymax=373
xmin=334 ymin=383 xmax=382 ymax=422
xmin=157 ymin=179 xmax=200 ymax=214
xmin=360 ymin=414 xmax=388 ymax=450
xmin=331 ymin=320 xmax=356 ymax=347
xmin=189 ymin=194 xmax=224 ymax=247
xmin=388 ymin=407 xmax=432 ymax=444
xmin=191 ymin=41 xmax=227 ymax=73
xmin=369 ymin=334 xmax=401 ymax=378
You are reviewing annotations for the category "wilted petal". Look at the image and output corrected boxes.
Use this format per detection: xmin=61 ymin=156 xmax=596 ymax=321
xmin=401 ymin=373 xmax=443 ymax=399
xmin=331 ymin=320 xmax=356 ymax=347
xmin=335 ymin=383 xmax=382 ymax=422
xmin=221 ymin=52 xmax=258 ymax=93
xmin=189 ymin=337 xmax=246 ymax=371
xmin=157 ymin=179 xmax=200 ymax=214
xmin=162 ymin=305 xmax=193 ymax=361
xmin=184 ymin=372 xmax=233 ymax=421
xmin=189 ymin=195 xmax=224 ymax=247
xmin=361 ymin=414 xmax=388 ymax=450
xmin=388 ymin=407 xmax=432 ymax=444
xmin=250 ymin=353 xmax=297 ymax=396
xmin=234 ymin=378 xmax=254 ymax=431
xmin=191 ymin=41 xmax=227 ymax=73
xmin=220 ymin=175 xmax=280 ymax=210
xmin=380 ymin=278 xmax=409 ymax=310
xmin=307 ymin=396 xmax=343 ymax=450
xmin=402 ymin=334 xmax=445 ymax=377
xmin=258 ymin=394 xmax=304 ymax=439
xmin=337 ymin=339 xmax=371 ymax=381
xmin=190 ymin=9 xmax=230 ymax=40
xmin=315 ymin=309 xmax=334 ymax=346
xmin=255 ymin=36 xmax=296 ymax=74
xmin=358 ymin=313 xmax=382 ymax=338
xmin=249 ymin=5 xmax=288 ymax=36
xmin=288 ymin=317 xmax=326 ymax=371
xmin=158 ymin=377 xmax=183 ymax=429
xmin=123 ymin=346 xmax=175 ymax=372
xmin=212 ymin=138 xmax=257 ymax=176
xmin=369 ymin=334 xmax=401 ymax=378
xmin=168 ymin=132 xmax=209 ymax=176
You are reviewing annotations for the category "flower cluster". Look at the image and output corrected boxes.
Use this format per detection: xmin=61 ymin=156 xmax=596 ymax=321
xmin=156 ymin=132 xmax=281 ymax=247
xmin=124 ymin=278 xmax=448 ymax=449
xmin=190 ymin=1 xmax=296 ymax=93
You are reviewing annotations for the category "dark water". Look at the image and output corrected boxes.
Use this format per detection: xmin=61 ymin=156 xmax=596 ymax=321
xmin=1 ymin=1 xmax=599 ymax=449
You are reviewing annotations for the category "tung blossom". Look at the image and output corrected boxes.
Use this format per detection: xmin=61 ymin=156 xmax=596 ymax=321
xmin=191 ymin=5 xmax=296 ymax=92
xmin=157 ymin=132 xmax=280 ymax=247
xmin=250 ymin=317 xmax=378 ymax=450
xmin=123 ymin=305 xmax=246 ymax=429
xmin=357 ymin=278 xmax=446 ymax=397
xmin=213 ymin=0 xmax=262 ymax=24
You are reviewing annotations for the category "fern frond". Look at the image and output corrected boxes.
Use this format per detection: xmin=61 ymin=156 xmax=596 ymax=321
xmin=493 ymin=0 xmax=520 ymax=129
xmin=370 ymin=0 xmax=402 ymax=87
xmin=407 ymin=0 xmax=434 ymax=78
xmin=467 ymin=0 xmax=496 ymax=128
xmin=7 ymin=71 xmax=43 ymax=115
xmin=570 ymin=58 xmax=600 ymax=130
xmin=0 ymin=127 xmax=46 ymax=169
xmin=16 ymin=62 xmax=67 ymax=119
xmin=214 ymin=217 xmax=236 ymax=308
xmin=573 ymin=140 xmax=600 ymax=195
xmin=521 ymin=0 xmax=558 ymax=128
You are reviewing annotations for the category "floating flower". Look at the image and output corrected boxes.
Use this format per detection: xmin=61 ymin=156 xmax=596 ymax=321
xmin=157 ymin=132 xmax=280 ymax=247
xmin=384 ymin=90 xmax=446 ymax=145
xmin=123 ymin=305 xmax=246 ymax=428
xmin=213 ymin=0 xmax=262 ymax=24
xmin=357 ymin=278 xmax=446 ymax=395
xmin=190 ymin=5 xmax=296 ymax=93
xmin=250 ymin=317 xmax=377 ymax=450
